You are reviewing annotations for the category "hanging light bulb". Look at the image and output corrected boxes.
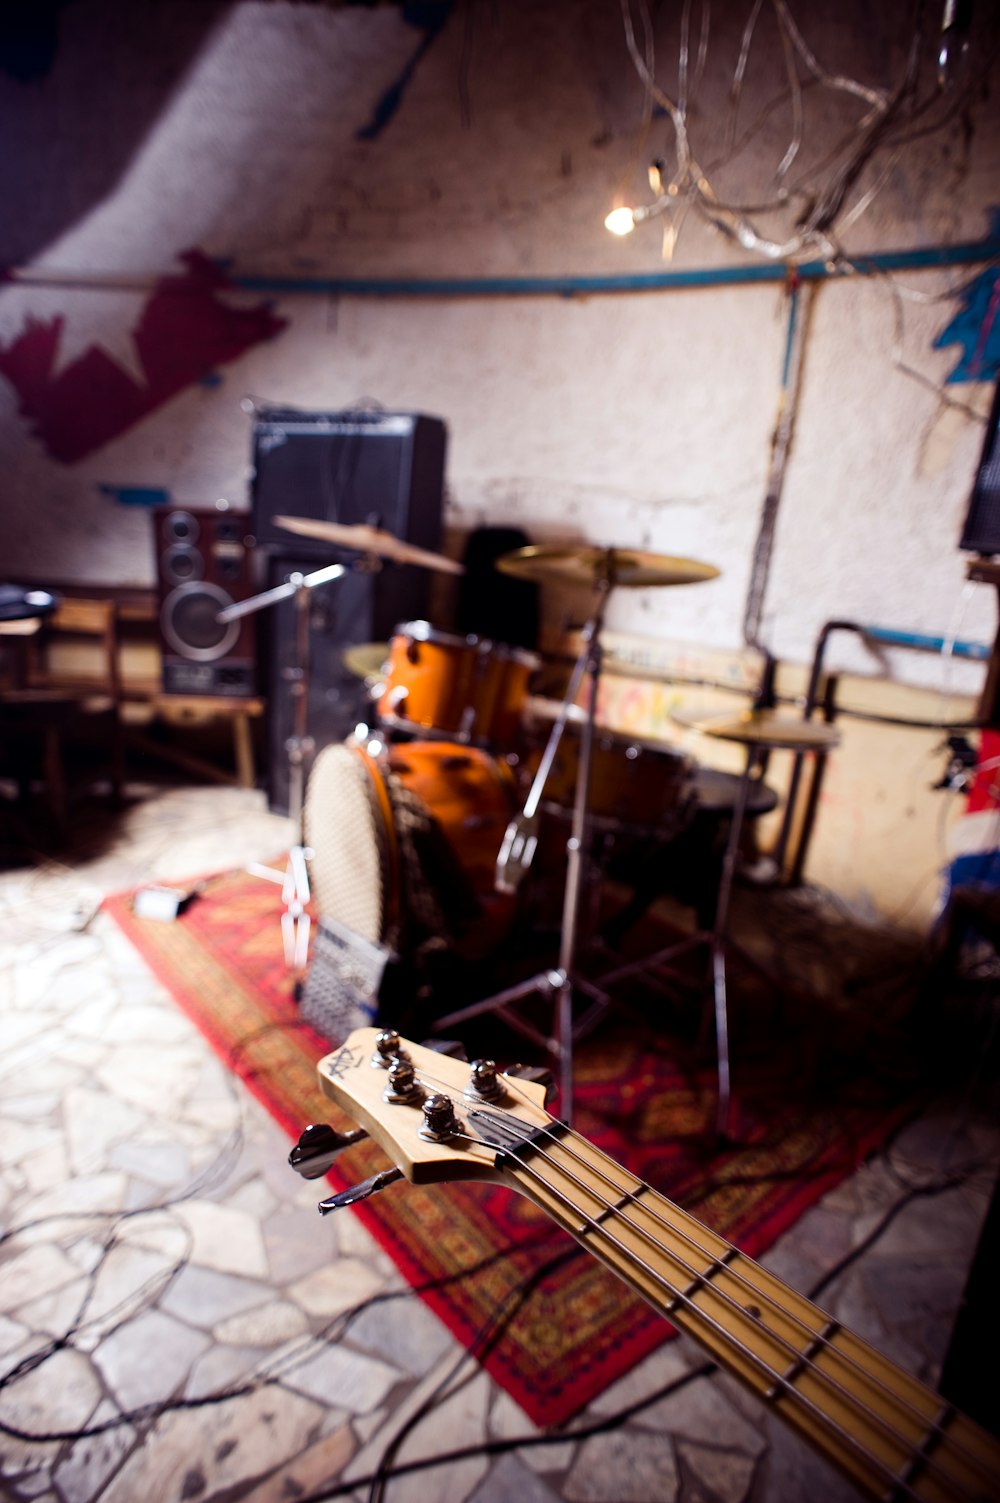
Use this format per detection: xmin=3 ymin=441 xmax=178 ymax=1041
xmin=938 ymin=0 xmax=972 ymax=86
xmin=604 ymin=205 xmax=637 ymax=236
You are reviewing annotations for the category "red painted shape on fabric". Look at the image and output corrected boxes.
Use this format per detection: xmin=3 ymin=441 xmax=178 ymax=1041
xmin=968 ymin=728 xmax=1000 ymax=812
xmin=0 ymin=250 xmax=287 ymax=462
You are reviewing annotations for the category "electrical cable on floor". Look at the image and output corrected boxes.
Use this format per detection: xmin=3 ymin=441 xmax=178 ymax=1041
xmin=0 ymin=1196 xmax=570 ymax=1445
xmin=294 ymin=1156 xmax=992 ymax=1503
xmin=1 ymin=1075 xmax=993 ymax=1497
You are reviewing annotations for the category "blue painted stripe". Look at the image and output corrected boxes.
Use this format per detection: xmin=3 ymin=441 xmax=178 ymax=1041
xmin=231 ymin=239 xmax=1000 ymax=299
xmin=861 ymin=625 xmax=989 ymax=660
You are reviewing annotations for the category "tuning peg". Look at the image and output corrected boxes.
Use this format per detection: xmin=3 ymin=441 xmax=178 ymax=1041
xmin=505 ymin=1062 xmax=556 ymax=1103
xmin=289 ymin=1121 xmax=368 ymax=1179
xmin=317 ymin=1166 xmax=404 ymax=1214
xmin=424 ymin=1038 xmax=469 ymax=1062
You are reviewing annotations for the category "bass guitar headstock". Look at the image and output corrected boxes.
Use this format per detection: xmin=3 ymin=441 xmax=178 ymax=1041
xmin=291 ymin=1027 xmax=554 ymax=1212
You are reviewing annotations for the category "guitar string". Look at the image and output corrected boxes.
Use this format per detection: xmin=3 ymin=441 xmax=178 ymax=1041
xmin=462 ymin=1109 xmax=986 ymax=1503
xmin=409 ymin=1065 xmax=994 ymax=1502
xmin=487 ymin=1069 xmax=993 ymax=1476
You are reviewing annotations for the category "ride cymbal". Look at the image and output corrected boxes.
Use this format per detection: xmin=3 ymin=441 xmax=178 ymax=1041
xmin=672 ymin=707 xmax=840 ymax=751
xmin=272 ymin=516 xmax=465 ymax=576
xmin=496 ymin=544 xmax=719 ymax=589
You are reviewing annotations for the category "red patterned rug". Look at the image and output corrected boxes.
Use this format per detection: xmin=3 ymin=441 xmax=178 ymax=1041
xmin=104 ymin=865 xmax=918 ymax=1427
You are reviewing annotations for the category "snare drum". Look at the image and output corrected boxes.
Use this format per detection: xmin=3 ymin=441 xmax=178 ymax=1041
xmin=377 ymin=621 xmax=539 ymax=749
xmin=304 ymin=737 xmax=516 ymax=959
xmin=522 ymin=713 xmax=696 ymax=836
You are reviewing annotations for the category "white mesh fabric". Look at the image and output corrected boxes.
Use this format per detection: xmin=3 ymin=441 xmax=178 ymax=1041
xmin=303 ymin=744 xmax=387 ymax=943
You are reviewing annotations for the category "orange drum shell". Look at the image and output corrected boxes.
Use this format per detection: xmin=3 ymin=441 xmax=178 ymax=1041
xmin=384 ymin=740 xmax=517 ymax=901
xmin=521 ymin=724 xmax=694 ymax=831
xmin=378 ymin=624 xmax=538 ymax=748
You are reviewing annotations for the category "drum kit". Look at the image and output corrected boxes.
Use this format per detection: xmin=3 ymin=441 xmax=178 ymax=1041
xmin=223 ymin=515 xmax=838 ymax=1132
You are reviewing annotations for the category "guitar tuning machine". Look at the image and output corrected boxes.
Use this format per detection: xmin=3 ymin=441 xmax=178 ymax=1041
xmin=288 ymin=1121 xmax=368 ymax=1179
xmin=317 ymin=1166 xmax=403 ymax=1215
xmin=504 ymin=1061 xmax=556 ymax=1103
xmin=383 ymin=1055 xmax=425 ymax=1105
xmin=465 ymin=1058 xmax=505 ymax=1103
xmin=370 ymin=1028 xmax=408 ymax=1069
xmin=419 ymin=1092 xmax=461 ymax=1142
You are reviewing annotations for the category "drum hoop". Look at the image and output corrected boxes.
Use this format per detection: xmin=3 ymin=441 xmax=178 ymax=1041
xmin=393 ymin=619 xmax=540 ymax=669
xmin=393 ymin=620 xmax=472 ymax=649
xmin=348 ymin=739 xmax=402 ymax=938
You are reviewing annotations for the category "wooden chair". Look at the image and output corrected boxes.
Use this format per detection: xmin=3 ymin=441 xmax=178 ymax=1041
xmin=0 ymin=596 xmax=126 ymax=843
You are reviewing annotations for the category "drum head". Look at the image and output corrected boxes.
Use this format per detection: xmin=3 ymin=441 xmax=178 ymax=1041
xmin=303 ymin=743 xmax=391 ymax=944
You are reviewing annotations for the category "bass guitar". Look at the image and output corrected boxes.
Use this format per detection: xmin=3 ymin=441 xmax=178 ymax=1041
xmin=293 ymin=1026 xmax=1000 ymax=1503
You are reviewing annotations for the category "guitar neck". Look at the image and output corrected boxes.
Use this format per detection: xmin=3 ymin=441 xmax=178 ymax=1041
xmin=493 ymin=1118 xmax=1000 ymax=1503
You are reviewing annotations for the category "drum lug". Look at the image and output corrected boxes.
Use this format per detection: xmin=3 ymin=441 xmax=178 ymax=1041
xmin=441 ymin=754 xmax=473 ymax=771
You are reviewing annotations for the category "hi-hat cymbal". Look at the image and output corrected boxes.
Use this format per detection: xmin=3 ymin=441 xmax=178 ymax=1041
xmin=672 ymin=707 xmax=841 ymax=751
xmin=496 ymin=544 xmax=719 ymax=589
xmin=273 ymin=516 xmax=465 ymax=576
xmin=342 ymin=642 xmax=389 ymax=681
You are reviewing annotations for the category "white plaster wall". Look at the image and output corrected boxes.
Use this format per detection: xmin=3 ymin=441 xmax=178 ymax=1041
xmin=1 ymin=0 xmax=998 ymax=702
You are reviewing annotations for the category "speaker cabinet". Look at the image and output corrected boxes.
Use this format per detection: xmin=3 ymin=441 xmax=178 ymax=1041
xmin=250 ymin=409 xmax=446 ymax=557
xmin=249 ymin=410 xmax=448 ymax=814
xmin=154 ymin=507 xmax=259 ymax=696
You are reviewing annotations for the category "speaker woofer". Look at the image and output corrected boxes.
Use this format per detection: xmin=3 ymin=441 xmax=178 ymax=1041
xmin=160 ymin=581 xmax=240 ymax=662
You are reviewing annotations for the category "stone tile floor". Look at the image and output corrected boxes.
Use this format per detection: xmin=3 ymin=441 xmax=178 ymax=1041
xmin=0 ymin=783 xmax=998 ymax=1503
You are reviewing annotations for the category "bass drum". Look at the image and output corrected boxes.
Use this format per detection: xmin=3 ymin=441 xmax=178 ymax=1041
xmin=304 ymin=737 xmax=517 ymax=962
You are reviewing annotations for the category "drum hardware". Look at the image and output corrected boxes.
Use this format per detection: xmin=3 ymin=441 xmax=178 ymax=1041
xmin=434 ymin=543 xmax=719 ymax=1124
xmin=219 ymin=559 xmax=352 ymax=969
xmin=303 ymin=736 xmax=518 ymax=994
xmin=219 ymin=519 xmax=463 ymax=971
xmin=272 ymin=515 xmax=466 ymax=576
xmin=588 ymin=706 xmax=841 ymax=1140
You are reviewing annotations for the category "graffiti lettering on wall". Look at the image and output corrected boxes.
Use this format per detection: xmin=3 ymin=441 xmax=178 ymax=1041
xmin=934 ymin=209 xmax=1000 ymax=384
xmin=0 ymin=251 xmax=287 ymax=464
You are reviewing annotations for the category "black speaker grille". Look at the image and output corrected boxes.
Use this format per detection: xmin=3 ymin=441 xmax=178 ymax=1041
xmin=161 ymin=583 xmax=238 ymax=660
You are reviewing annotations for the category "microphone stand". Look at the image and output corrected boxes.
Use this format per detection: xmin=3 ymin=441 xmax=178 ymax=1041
xmin=218 ymin=559 xmax=346 ymax=971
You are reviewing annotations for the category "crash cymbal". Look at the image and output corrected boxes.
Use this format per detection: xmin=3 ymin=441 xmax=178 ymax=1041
xmin=342 ymin=642 xmax=389 ymax=681
xmin=273 ymin=516 xmax=465 ymax=576
xmin=496 ymin=544 xmax=719 ymax=589
xmin=672 ymin=707 xmax=841 ymax=751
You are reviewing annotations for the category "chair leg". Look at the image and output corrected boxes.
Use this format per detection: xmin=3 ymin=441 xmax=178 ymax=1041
xmin=42 ymin=726 xmax=68 ymax=839
xmin=109 ymin=720 xmax=127 ymax=806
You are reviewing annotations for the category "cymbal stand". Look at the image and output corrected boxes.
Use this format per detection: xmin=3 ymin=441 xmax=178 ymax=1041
xmin=219 ymin=560 xmax=346 ymax=971
xmin=433 ymin=573 xmax=612 ymax=1122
